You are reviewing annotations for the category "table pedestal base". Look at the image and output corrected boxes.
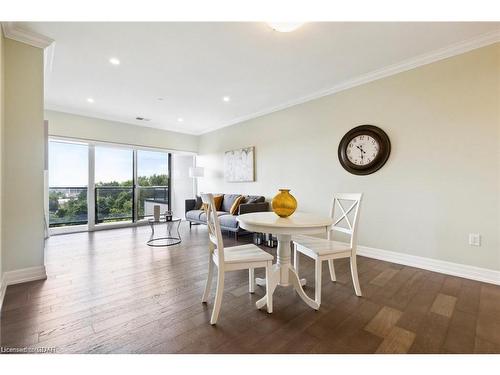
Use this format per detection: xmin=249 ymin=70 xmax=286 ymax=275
xmin=255 ymin=234 xmax=319 ymax=311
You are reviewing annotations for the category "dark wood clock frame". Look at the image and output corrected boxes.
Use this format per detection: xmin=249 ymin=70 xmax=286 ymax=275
xmin=338 ymin=125 xmax=391 ymax=175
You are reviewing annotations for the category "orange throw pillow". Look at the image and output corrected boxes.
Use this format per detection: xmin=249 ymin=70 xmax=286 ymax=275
xmin=213 ymin=194 xmax=224 ymax=211
xmin=201 ymin=195 xmax=223 ymax=212
xmin=230 ymin=195 xmax=244 ymax=215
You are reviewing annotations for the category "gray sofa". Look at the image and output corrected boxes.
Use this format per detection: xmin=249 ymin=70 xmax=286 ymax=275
xmin=185 ymin=194 xmax=268 ymax=239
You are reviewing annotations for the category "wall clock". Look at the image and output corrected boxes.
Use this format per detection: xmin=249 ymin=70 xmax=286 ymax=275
xmin=338 ymin=125 xmax=391 ymax=175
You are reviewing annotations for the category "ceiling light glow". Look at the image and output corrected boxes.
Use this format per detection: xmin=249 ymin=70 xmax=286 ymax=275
xmin=267 ymin=23 xmax=304 ymax=33
xmin=109 ymin=57 xmax=120 ymax=65
xmin=223 ymin=96 xmax=231 ymax=102
xmin=177 ymin=118 xmax=184 ymax=122
xmin=86 ymin=97 xmax=94 ymax=103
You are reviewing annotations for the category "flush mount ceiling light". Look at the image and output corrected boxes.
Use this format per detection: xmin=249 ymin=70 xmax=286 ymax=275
xmin=177 ymin=118 xmax=184 ymax=122
xmin=86 ymin=97 xmax=94 ymax=103
xmin=267 ymin=23 xmax=304 ymax=32
xmin=109 ymin=57 xmax=120 ymax=65
xmin=222 ymin=96 xmax=231 ymax=102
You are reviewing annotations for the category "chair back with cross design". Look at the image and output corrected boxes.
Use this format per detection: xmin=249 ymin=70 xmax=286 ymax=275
xmin=200 ymin=193 xmax=225 ymax=266
xmin=329 ymin=193 xmax=363 ymax=250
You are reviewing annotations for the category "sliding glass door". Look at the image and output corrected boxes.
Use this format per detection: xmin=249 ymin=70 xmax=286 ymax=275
xmin=95 ymin=146 xmax=134 ymax=224
xmin=48 ymin=138 xmax=171 ymax=229
xmin=137 ymin=150 xmax=170 ymax=219
xmin=48 ymin=140 xmax=89 ymax=227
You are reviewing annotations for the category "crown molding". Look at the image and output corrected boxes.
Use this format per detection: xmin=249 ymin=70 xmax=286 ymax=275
xmin=1 ymin=22 xmax=54 ymax=49
xmin=198 ymin=28 xmax=500 ymax=135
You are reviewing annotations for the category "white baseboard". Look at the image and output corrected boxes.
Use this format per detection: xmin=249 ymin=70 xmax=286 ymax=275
xmin=0 ymin=265 xmax=47 ymax=310
xmin=3 ymin=265 xmax=47 ymax=286
xmin=357 ymin=245 xmax=500 ymax=286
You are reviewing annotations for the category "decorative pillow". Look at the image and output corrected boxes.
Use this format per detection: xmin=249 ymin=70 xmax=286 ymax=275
xmin=194 ymin=196 xmax=203 ymax=210
xmin=201 ymin=195 xmax=224 ymax=212
xmin=245 ymin=196 xmax=265 ymax=204
xmin=229 ymin=195 xmax=244 ymax=215
xmin=213 ymin=194 xmax=224 ymax=211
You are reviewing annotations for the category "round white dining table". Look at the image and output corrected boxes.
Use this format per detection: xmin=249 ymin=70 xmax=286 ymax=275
xmin=237 ymin=211 xmax=333 ymax=310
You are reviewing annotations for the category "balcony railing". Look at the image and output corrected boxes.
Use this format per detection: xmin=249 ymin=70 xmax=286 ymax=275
xmin=49 ymin=187 xmax=88 ymax=227
xmin=95 ymin=186 xmax=134 ymax=223
xmin=138 ymin=186 xmax=169 ymax=219
xmin=49 ymin=185 xmax=169 ymax=227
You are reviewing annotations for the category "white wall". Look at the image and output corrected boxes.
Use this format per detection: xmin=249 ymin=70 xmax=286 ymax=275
xmin=45 ymin=110 xmax=198 ymax=153
xmin=171 ymin=154 xmax=195 ymax=219
xmin=2 ymin=39 xmax=45 ymax=272
xmin=198 ymin=43 xmax=500 ymax=271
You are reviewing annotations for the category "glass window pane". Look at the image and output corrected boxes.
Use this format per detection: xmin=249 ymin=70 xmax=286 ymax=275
xmin=137 ymin=150 xmax=168 ymax=186
xmin=95 ymin=146 xmax=133 ymax=223
xmin=137 ymin=150 xmax=169 ymax=219
xmin=48 ymin=140 xmax=88 ymax=227
xmin=95 ymin=146 xmax=133 ymax=185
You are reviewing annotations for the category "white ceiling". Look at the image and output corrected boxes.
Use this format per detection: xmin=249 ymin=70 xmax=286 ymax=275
xmin=20 ymin=22 xmax=500 ymax=135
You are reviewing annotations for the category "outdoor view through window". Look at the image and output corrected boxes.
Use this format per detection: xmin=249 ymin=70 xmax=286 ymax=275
xmin=49 ymin=140 xmax=170 ymax=227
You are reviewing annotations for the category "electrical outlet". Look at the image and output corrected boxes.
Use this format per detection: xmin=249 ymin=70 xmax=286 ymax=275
xmin=469 ymin=233 xmax=481 ymax=247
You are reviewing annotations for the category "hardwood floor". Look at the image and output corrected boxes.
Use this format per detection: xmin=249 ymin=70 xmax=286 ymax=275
xmin=1 ymin=223 xmax=499 ymax=354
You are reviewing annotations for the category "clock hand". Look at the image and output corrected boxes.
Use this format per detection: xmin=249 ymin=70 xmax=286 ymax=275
xmin=356 ymin=145 xmax=366 ymax=154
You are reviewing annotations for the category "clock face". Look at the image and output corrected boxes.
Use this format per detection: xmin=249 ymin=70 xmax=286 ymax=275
xmin=346 ymin=135 xmax=380 ymax=166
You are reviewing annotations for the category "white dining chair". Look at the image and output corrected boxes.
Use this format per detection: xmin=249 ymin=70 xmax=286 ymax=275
xmin=292 ymin=193 xmax=363 ymax=308
xmin=200 ymin=193 xmax=274 ymax=325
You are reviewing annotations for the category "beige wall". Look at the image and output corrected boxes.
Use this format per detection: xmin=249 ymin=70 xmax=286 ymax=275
xmin=0 ymin=32 xmax=4 ymax=281
xmin=198 ymin=43 xmax=500 ymax=271
xmin=45 ymin=110 xmax=198 ymax=153
xmin=2 ymin=39 xmax=45 ymax=272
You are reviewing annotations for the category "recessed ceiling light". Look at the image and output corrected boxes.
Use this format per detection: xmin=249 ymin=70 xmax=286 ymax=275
xmin=267 ymin=23 xmax=304 ymax=33
xmin=223 ymin=96 xmax=231 ymax=102
xmin=157 ymin=97 xmax=164 ymax=101
xmin=86 ymin=98 xmax=94 ymax=103
xmin=177 ymin=118 xmax=184 ymax=122
xmin=109 ymin=57 xmax=120 ymax=65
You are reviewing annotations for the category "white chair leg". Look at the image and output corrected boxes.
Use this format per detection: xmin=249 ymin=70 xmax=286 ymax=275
xmin=265 ymin=261 xmax=273 ymax=314
xmin=328 ymin=259 xmax=336 ymax=282
xmin=350 ymin=255 xmax=362 ymax=297
xmin=249 ymin=268 xmax=255 ymax=294
xmin=315 ymin=259 xmax=322 ymax=306
xmin=294 ymin=246 xmax=299 ymax=273
xmin=201 ymin=257 xmax=214 ymax=303
xmin=210 ymin=270 xmax=225 ymax=325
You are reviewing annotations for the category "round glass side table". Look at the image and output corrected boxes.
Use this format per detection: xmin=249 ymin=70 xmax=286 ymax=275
xmin=147 ymin=217 xmax=182 ymax=247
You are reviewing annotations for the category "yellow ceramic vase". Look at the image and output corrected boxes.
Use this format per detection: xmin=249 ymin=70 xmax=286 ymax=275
xmin=271 ymin=189 xmax=297 ymax=218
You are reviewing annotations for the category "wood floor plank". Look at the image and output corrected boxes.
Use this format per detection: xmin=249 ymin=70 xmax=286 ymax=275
xmin=476 ymin=311 xmax=500 ymax=346
xmin=375 ymin=326 xmax=416 ymax=354
xmin=442 ymin=310 xmax=477 ymax=353
xmin=408 ymin=312 xmax=450 ymax=353
xmin=430 ymin=293 xmax=457 ymax=318
xmin=369 ymin=268 xmax=399 ymax=287
xmin=364 ymin=306 xmax=403 ymax=338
